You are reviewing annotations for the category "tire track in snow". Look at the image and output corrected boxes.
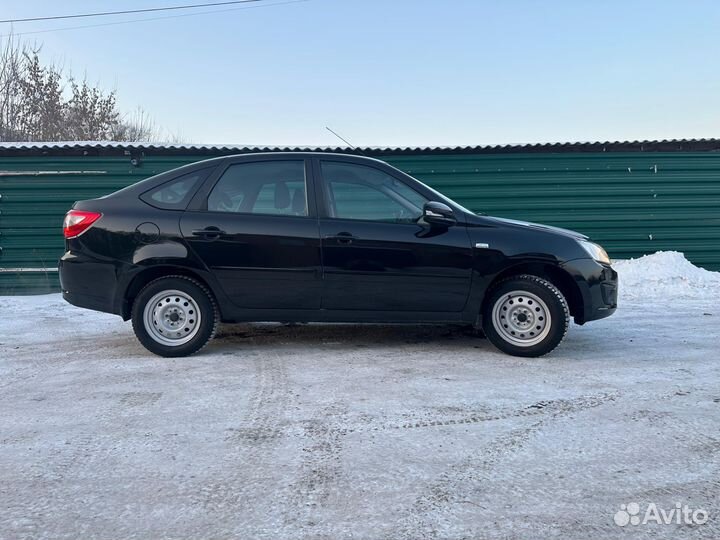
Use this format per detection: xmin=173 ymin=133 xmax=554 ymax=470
xmin=282 ymin=401 xmax=350 ymax=535
xmin=199 ymin=351 xmax=291 ymax=514
xmin=389 ymin=392 xmax=620 ymax=540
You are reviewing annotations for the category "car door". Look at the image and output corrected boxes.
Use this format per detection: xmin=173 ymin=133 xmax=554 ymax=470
xmin=180 ymin=158 xmax=321 ymax=310
xmin=315 ymin=158 xmax=473 ymax=313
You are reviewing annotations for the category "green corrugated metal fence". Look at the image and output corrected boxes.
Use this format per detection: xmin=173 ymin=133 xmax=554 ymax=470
xmin=0 ymin=155 xmax=200 ymax=294
xmin=1 ymin=150 xmax=719 ymax=294
xmin=386 ymin=152 xmax=720 ymax=268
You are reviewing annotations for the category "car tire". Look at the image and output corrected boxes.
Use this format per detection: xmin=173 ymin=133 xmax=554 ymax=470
xmin=482 ymin=274 xmax=569 ymax=357
xmin=131 ymin=275 xmax=218 ymax=357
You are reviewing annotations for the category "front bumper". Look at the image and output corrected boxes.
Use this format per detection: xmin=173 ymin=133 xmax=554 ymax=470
xmin=560 ymin=258 xmax=618 ymax=324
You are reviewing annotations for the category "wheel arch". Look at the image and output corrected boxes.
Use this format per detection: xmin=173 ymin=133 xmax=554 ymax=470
xmin=119 ymin=265 xmax=220 ymax=321
xmin=484 ymin=261 xmax=584 ymax=322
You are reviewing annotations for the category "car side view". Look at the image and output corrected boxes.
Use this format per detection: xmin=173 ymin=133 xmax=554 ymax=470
xmin=59 ymin=152 xmax=617 ymax=358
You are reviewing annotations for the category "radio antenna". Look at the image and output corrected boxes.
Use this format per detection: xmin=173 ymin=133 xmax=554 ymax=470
xmin=325 ymin=126 xmax=357 ymax=149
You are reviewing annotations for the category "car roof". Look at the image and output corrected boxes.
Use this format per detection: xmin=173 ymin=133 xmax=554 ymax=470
xmin=222 ymin=151 xmax=387 ymax=163
xmin=172 ymin=151 xmax=389 ymax=172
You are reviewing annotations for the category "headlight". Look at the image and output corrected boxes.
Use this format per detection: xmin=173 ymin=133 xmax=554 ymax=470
xmin=578 ymin=240 xmax=611 ymax=264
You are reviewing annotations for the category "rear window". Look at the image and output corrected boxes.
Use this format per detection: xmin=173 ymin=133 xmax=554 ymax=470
xmin=140 ymin=167 xmax=214 ymax=210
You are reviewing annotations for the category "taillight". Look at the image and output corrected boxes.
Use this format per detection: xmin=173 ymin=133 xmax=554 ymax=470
xmin=63 ymin=210 xmax=102 ymax=239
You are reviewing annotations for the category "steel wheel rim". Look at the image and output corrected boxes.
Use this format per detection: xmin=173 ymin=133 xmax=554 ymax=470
xmin=491 ymin=290 xmax=551 ymax=347
xmin=143 ymin=289 xmax=202 ymax=346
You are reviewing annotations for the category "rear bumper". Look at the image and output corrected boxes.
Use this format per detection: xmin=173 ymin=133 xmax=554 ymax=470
xmin=59 ymin=251 xmax=119 ymax=315
xmin=560 ymin=258 xmax=618 ymax=324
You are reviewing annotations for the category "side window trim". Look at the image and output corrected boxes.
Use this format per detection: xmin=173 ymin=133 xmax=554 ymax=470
xmin=309 ymin=157 xmax=325 ymax=218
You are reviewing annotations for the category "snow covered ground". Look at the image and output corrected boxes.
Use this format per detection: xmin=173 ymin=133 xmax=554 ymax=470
xmin=1 ymin=252 xmax=719 ymax=539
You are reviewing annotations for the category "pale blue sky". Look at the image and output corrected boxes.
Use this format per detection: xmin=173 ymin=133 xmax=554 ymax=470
xmin=2 ymin=0 xmax=719 ymax=146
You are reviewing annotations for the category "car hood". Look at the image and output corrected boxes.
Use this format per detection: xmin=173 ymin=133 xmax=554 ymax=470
xmin=484 ymin=216 xmax=588 ymax=240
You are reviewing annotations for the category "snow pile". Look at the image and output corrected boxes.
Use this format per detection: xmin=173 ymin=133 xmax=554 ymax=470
xmin=613 ymin=251 xmax=720 ymax=300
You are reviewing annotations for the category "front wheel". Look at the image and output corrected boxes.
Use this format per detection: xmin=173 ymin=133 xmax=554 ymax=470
xmin=131 ymin=276 xmax=218 ymax=357
xmin=482 ymin=275 xmax=569 ymax=357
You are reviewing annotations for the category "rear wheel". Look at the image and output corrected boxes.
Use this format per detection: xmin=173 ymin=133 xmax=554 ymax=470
xmin=131 ymin=276 xmax=218 ymax=357
xmin=482 ymin=275 xmax=569 ymax=357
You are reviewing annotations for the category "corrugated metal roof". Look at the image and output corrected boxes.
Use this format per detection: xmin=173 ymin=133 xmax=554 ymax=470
xmin=2 ymin=138 xmax=720 ymax=156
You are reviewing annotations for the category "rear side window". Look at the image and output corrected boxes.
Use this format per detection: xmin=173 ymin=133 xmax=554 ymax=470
xmin=207 ymin=161 xmax=307 ymax=217
xmin=140 ymin=167 xmax=213 ymax=210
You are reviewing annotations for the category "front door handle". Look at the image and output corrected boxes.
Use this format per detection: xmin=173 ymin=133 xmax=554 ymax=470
xmin=325 ymin=232 xmax=358 ymax=245
xmin=192 ymin=226 xmax=226 ymax=239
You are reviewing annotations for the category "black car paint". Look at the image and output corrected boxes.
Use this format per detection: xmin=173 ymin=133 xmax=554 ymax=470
xmin=59 ymin=152 xmax=617 ymax=327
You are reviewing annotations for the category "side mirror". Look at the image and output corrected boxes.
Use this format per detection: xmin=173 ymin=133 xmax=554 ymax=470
xmin=423 ymin=201 xmax=456 ymax=227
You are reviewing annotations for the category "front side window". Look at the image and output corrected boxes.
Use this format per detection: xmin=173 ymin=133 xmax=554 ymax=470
xmin=207 ymin=161 xmax=307 ymax=217
xmin=320 ymin=161 xmax=427 ymax=223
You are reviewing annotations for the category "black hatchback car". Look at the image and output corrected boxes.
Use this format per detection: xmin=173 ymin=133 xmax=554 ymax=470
xmin=59 ymin=152 xmax=617 ymax=358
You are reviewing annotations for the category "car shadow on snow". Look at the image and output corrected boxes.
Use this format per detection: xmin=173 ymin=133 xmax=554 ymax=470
xmin=212 ymin=323 xmax=487 ymax=349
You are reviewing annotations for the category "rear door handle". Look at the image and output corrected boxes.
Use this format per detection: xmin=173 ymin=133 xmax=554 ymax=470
xmin=192 ymin=226 xmax=226 ymax=239
xmin=325 ymin=232 xmax=358 ymax=245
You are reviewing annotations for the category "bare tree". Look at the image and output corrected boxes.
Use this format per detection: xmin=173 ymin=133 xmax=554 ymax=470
xmin=112 ymin=107 xmax=158 ymax=142
xmin=0 ymin=34 xmax=32 ymax=141
xmin=0 ymin=33 xmax=181 ymax=143
xmin=64 ymin=78 xmax=120 ymax=140
xmin=17 ymin=52 xmax=65 ymax=140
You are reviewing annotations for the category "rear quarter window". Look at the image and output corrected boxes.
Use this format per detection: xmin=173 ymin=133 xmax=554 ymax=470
xmin=140 ymin=167 xmax=214 ymax=210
